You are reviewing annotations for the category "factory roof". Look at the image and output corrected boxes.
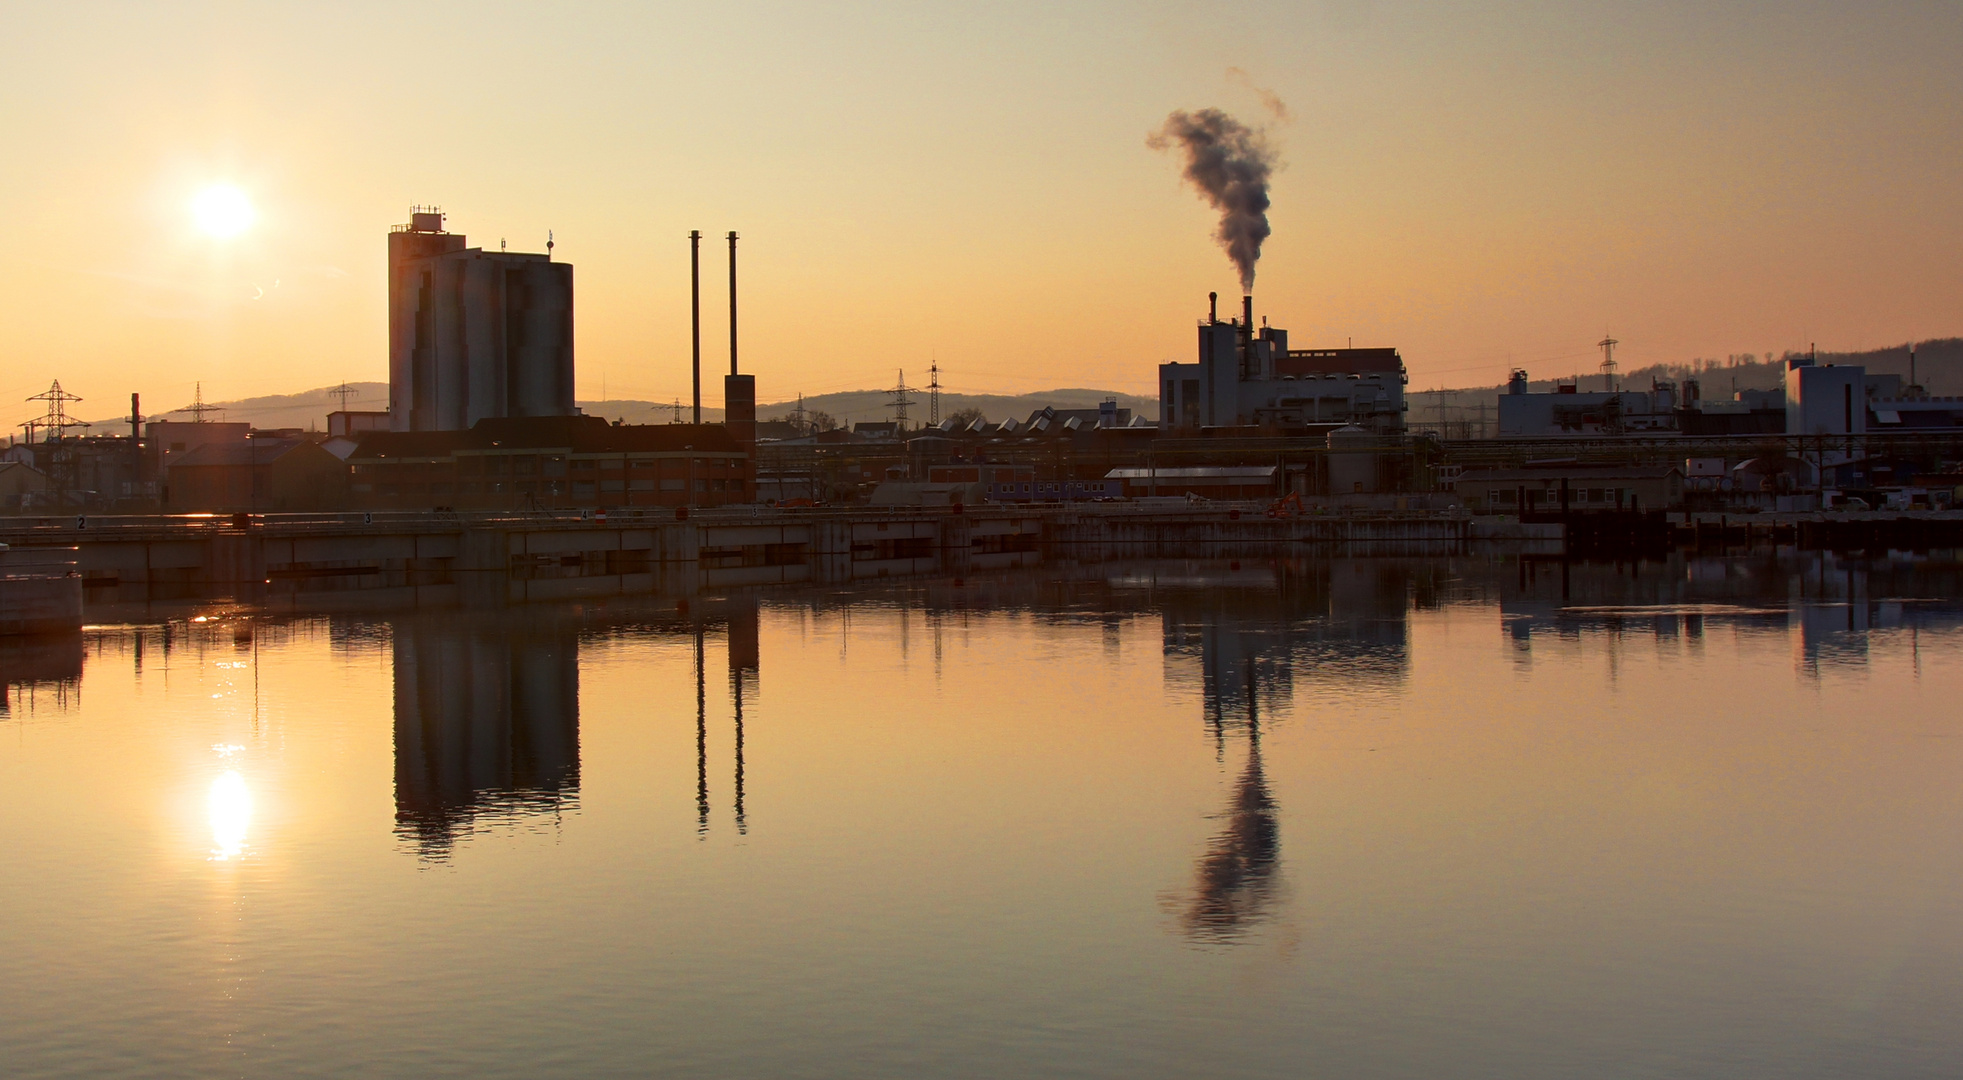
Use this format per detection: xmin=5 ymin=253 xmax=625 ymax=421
xmin=167 ymin=438 xmax=320 ymax=468
xmin=1456 ymin=465 xmax=1681 ymax=482
xmin=1104 ymin=466 xmax=1277 ymax=480
xmin=350 ymin=416 xmax=745 ymax=460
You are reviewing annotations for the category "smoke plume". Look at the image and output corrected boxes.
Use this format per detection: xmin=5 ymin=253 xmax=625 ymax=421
xmin=1149 ymin=108 xmax=1278 ymax=293
xmin=1226 ymin=67 xmax=1291 ymax=122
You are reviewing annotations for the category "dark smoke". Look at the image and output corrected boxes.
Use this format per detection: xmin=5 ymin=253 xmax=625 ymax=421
xmin=1149 ymin=108 xmax=1278 ymax=293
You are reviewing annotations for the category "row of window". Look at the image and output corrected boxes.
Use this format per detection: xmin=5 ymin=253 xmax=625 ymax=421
xmin=1490 ymin=487 xmax=1631 ymax=505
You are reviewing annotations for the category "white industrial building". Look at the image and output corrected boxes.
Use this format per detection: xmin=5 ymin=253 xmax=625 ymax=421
xmin=387 ymin=210 xmax=576 ymax=432
xmin=1495 ymin=369 xmax=1682 ymax=436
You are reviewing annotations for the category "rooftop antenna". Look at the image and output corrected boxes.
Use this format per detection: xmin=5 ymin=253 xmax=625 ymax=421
xmin=500 ymin=238 xmax=507 ymax=252
xmin=1597 ymin=332 xmax=1620 ymax=392
xmin=888 ymin=369 xmax=914 ymax=430
xmin=546 ymin=230 xmax=554 ymax=260
xmin=927 ymin=359 xmax=941 ymax=425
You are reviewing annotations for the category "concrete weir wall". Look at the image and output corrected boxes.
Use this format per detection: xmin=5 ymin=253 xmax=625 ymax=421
xmin=0 ymin=507 xmax=1463 ymax=607
xmin=0 ymin=546 xmax=83 ymax=635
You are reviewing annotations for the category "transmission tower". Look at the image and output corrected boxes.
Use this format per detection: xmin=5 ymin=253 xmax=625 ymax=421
xmin=23 ymin=381 xmax=90 ymax=441
xmin=1597 ymin=333 xmax=1620 ymax=392
xmin=173 ymin=382 xmax=223 ymax=422
xmin=791 ymin=393 xmax=808 ymax=435
xmin=887 ymin=369 xmax=914 ymax=430
xmin=927 ymin=362 xmax=941 ymax=426
xmin=330 ymin=381 xmax=358 ymax=412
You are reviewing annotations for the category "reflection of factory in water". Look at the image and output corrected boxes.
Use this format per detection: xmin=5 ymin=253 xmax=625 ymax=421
xmin=1139 ymin=559 xmax=1431 ymax=942
xmin=1155 ymin=559 xmax=1422 ymax=737
xmin=389 ymin=597 xmax=765 ymax=856
xmin=1493 ymin=551 xmax=1963 ymax=675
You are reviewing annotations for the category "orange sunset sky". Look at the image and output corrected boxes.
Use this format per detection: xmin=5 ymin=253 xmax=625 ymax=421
xmin=3 ymin=1 xmax=1959 ymax=427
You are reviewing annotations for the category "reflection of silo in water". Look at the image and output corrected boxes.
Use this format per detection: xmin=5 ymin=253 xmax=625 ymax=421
xmin=393 ymin=615 xmax=581 ymax=857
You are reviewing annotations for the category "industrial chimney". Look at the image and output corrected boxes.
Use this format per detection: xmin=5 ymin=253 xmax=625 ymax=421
xmin=723 ymin=230 xmax=756 ymax=449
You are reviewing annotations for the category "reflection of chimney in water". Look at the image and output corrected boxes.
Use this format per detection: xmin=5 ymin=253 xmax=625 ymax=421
xmin=728 ymin=597 xmax=759 ymax=835
xmin=1180 ymin=726 xmax=1280 ymax=941
xmin=695 ymin=627 xmax=709 ymax=836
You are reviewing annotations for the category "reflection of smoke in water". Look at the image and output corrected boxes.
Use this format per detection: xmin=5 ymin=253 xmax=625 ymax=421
xmin=209 ymin=770 xmax=252 ymax=860
xmin=1180 ymin=741 xmax=1280 ymax=941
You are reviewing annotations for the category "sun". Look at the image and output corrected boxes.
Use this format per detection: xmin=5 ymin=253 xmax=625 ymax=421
xmin=192 ymin=185 xmax=255 ymax=238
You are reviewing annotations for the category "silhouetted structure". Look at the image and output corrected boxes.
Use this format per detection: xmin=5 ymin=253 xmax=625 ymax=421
xmin=393 ymin=613 xmax=581 ymax=857
xmin=347 ymin=415 xmax=752 ymax=509
xmin=388 ymin=209 xmax=575 ymax=432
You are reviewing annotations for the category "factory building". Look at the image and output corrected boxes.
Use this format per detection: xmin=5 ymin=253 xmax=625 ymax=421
xmin=1496 ymin=370 xmax=1682 ymax=436
xmin=1158 ymin=295 xmax=1406 ymax=435
xmin=1783 ymin=355 xmax=1895 ymax=438
xmin=388 ymin=209 xmax=575 ymax=432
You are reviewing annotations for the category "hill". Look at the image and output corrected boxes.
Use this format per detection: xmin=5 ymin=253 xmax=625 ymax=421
xmin=1415 ymin=337 xmax=1963 ymax=406
xmin=95 ymin=382 xmax=1156 ymax=432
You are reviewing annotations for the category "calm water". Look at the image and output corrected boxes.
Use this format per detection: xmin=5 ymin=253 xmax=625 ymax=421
xmin=3 ymin=553 xmax=1962 ymax=1079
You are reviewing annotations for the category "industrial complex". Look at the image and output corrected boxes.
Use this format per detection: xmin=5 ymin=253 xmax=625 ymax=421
xmin=3 ymin=207 xmax=1962 ymax=521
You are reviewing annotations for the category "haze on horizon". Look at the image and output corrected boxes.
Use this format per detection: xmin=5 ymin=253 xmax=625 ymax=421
xmin=3 ymin=1 xmax=1959 ymax=432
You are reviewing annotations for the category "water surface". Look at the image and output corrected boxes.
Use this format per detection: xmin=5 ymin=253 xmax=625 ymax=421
xmin=3 ymin=553 xmax=1961 ymax=1078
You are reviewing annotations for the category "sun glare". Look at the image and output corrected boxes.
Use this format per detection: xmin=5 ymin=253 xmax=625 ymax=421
xmin=208 ymin=770 xmax=253 ymax=860
xmin=192 ymin=185 xmax=255 ymax=238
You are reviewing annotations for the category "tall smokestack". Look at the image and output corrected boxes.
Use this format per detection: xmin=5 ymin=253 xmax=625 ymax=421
xmin=723 ymin=231 xmax=755 ymax=454
xmin=1241 ymin=294 xmax=1255 ymax=379
xmin=690 ymin=230 xmax=702 ymax=424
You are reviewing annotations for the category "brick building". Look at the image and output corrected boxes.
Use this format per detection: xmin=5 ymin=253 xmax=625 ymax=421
xmin=346 ymin=415 xmax=751 ymax=510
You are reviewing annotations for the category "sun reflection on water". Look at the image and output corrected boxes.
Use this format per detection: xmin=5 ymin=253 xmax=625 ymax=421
xmin=208 ymin=770 xmax=252 ymax=861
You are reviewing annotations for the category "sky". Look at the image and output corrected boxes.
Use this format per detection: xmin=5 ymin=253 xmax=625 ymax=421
xmin=2 ymin=0 xmax=1959 ymax=430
